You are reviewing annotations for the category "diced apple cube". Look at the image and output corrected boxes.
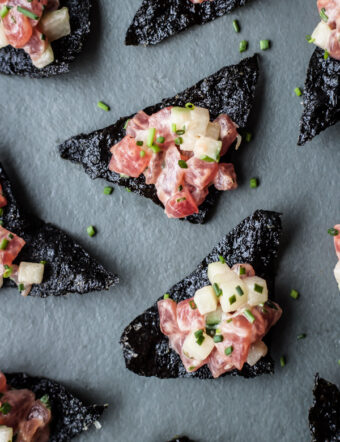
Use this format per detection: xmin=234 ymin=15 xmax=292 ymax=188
xmin=245 ymin=276 xmax=268 ymax=306
xmin=18 ymin=262 xmax=45 ymax=285
xmin=182 ymin=331 xmax=215 ymax=361
xmin=194 ymin=286 xmax=217 ymax=315
xmin=218 ymin=275 xmax=248 ymax=313
xmin=207 ymin=262 xmax=231 ymax=284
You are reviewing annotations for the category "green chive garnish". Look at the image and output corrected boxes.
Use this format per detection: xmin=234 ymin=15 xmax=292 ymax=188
xmin=214 ymin=335 xmax=223 ymax=343
xmin=280 ymin=356 xmax=286 ymax=367
xmin=0 ymin=238 xmax=8 ymax=250
xmin=185 ymin=103 xmax=195 ymax=110
xmin=290 ymin=289 xmax=299 ymax=300
xmin=147 ymin=128 xmax=156 ymax=147
xmin=140 ymin=150 xmax=146 ymax=157
xmin=17 ymin=6 xmax=40 ymax=20
xmin=320 ymin=7 xmax=328 ymax=22
xmin=156 ymin=136 xmax=165 ymax=144
xmin=225 ymin=346 xmax=233 ymax=356
xmin=194 ymin=329 xmax=205 ymax=345
xmin=174 ymin=137 xmax=183 ymax=145
xmin=163 ymin=293 xmax=170 ymax=299
xmin=226 ymin=318 xmax=233 ymax=323
xmin=328 ymin=228 xmax=339 ymax=236
xmin=232 ymin=19 xmax=240 ymax=33
xmin=213 ymin=283 xmax=222 ymax=297
xmin=176 ymin=129 xmax=185 ymax=136
xmin=103 ymin=186 xmax=113 ymax=195
xmin=40 ymin=261 xmax=47 ymax=265
xmin=188 ymin=366 xmax=196 ymax=371
xmin=136 ymin=141 xmax=143 ymax=146
xmin=0 ymin=6 xmax=10 ymax=18
xmin=260 ymin=39 xmax=270 ymax=50
xmin=87 ymin=225 xmax=96 ymax=237
xmin=171 ymin=123 xmax=177 ymax=133
xmin=305 ymin=35 xmax=315 ymax=44
xmin=294 ymin=87 xmax=302 ymax=97
xmin=297 ymin=333 xmax=306 ymax=340
xmin=254 ymin=283 xmax=263 ymax=294
xmin=0 ymin=402 xmax=11 ymax=415
xmin=18 ymin=283 xmax=24 ymax=292
xmin=218 ymin=255 xmax=226 ymax=264
xmin=176 ymin=197 xmax=186 ymax=203
xmin=178 ymin=160 xmax=188 ymax=169
xmin=245 ymin=132 xmax=252 ymax=143
xmin=239 ymin=266 xmax=246 ymax=276
xmin=150 ymin=145 xmax=161 ymax=153
xmin=97 ymin=101 xmax=110 ymax=112
xmin=201 ymin=155 xmax=216 ymax=163
xmin=236 ymin=285 xmax=244 ymax=296
xmin=125 ymin=188 xmax=131 ymax=192
xmin=124 ymin=119 xmax=130 ymax=130
xmin=324 ymin=50 xmax=329 ymax=60
xmin=250 ymin=178 xmax=258 ymax=188
xmin=243 ymin=309 xmax=255 ymax=323
xmin=239 ymin=40 xmax=248 ymax=53
xmin=229 ymin=295 xmax=237 ymax=305
xmin=189 ymin=300 xmax=197 ymax=310
xmin=178 ymin=185 xmax=183 ymax=191
xmin=3 ymin=266 xmax=12 ymax=278
xmin=194 ymin=329 xmax=203 ymax=338
xmin=0 ymin=208 xmax=3 ymax=217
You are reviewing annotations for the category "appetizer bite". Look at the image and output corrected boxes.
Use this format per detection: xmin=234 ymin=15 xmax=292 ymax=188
xmin=126 ymin=0 xmax=249 ymax=46
xmin=121 ymin=210 xmax=283 ymax=379
xmin=0 ymin=371 xmax=106 ymax=441
xmin=298 ymin=1 xmax=340 ymax=145
xmin=332 ymin=225 xmax=340 ymax=289
xmin=0 ymin=163 xmax=118 ymax=297
xmin=0 ymin=0 xmax=92 ymax=78
xmin=309 ymin=375 xmax=340 ymax=441
xmin=59 ymin=56 xmax=259 ymax=224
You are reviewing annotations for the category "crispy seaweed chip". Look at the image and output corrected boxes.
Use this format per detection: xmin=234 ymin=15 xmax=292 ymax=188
xmin=125 ymin=0 xmax=249 ymax=46
xmin=0 ymin=163 xmax=118 ymax=297
xmin=120 ymin=210 xmax=282 ymax=379
xmin=59 ymin=55 xmax=259 ymax=224
xmin=309 ymin=375 xmax=340 ymax=442
xmin=0 ymin=0 xmax=91 ymax=78
xmin=298 ymin=48 xmax=340 ymax=145
xmin=5 ymin=372 xmax=106 ymax=441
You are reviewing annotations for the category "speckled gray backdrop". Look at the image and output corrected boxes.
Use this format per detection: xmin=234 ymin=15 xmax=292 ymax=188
xmin=0 ymin=0 xmax=339 ymax=441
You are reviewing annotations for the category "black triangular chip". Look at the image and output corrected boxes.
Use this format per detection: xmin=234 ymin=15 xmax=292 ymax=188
xmin=309 ymin=375 xmax=340 ymax=441
xmin=120 ymin=210 xmax=282 ymax=379
xmin=0 ymin=0 xmax=92 ymax=78
xmin=298 ymin=48 xmax=340 ymax=145
xmin=5 ymin=372 xmax=106 ymax=441
xmin=0 ymin=163 xmax=118 ymax=297
xmin=59 ymin=55 xmax=259 ymax=224
xmin=125 ymin=0 xmax=249 ymax=46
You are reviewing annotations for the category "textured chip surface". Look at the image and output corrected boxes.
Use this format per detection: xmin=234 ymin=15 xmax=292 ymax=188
xmin=120 ymin=210 xmax=282 ymax=379
xmin=0 ymin=163 xmax=118 ymax=297
xmin=0 ymin=0 xmax=91 ymax=78
xmin=59 ymin=55 xmax=259 ymax=224
xmin=5 ymin=372 xmax=106 ymax=442
xmin=309 ymin=375 xmax=340 ymax=442
xmin=298 ymin=48 xmax=340 ymax=145
xmin=126 ymin=0 xmax=248 ymax=45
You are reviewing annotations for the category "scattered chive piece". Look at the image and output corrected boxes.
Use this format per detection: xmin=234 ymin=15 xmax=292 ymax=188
xmin=324 ymin=50 xmax=329 ymax=60
xmin=174 ymin=137 xmax=183 ymax=145
xmin=254 ymin=283 xmax=263 ymax=294
xmin=140 ymin=150 xmax=146 ymax=158
xmin=185 ymin=103 xmax=195 ymax=110
xmin=0 ymin=238 xmax=8 ymax=250
xmin=176 ymin=197 xmax=186 ymax=203
xmin=297 ymin=333 xmax=306 ymax=340
xmin=188 ymin=366 xmax=196 ymax=371
xmin=239 ymin=40 xmax=248 ymax=53
xmin=156 ymin=136 xmax=165 ymax=144
xmin=8 ymin=234 xmax=13 ymax=239
xmin=280 ymin=356 xmax=286 ymax=367
xmin=225 ymin=346 xmax=233 ymax=356
xmin=97 ymin=101 xmax=110 ymax=112
xmin=171 ymin=123 xmax=177 ymax=133
xmin=103 ymin=186 xmax=113 ymax=195
xmin=176 ymin=129 xmax=185 ymax=136
xmin=87 ymin=226 xmax=96 ymax=237
xmin=39 ymin=395 xmax=51 ymax=409
xmin=178 ymin=185 xmax=183 ymax=191
xmin=163 ymin=293 xmax=170 ymax=299
xmin=260 ymin=39 xmax=270 ymax=50
xmin=243 ymin=309 xmax=255 ymax=323
xmin=305 ymin=34 xmax=315 ymax=43
xmin=194 ymin=329 xmax=203 ymax=338
xmin=218 ymin=255 xmax=226 ymax=264
xmin=0 ymin=208 xmax=3 ymax=216
xmin=178 ymin=160 xmax=188 ymax=169
xmin=40 ymin=260 xmax=47 ymax=265
xmin=146 ymin=128 xmax=156 ymax=147
xmin=290 ymin=289 xmax=299 ymax=300
xmin=214 ymin=335 xmax=224 ymax=343
xmin=17 ymin=6 xmax=39 ymax=20
xmin=236 ymin=285 xmax=244 ymax=296
xmin=226 ymin=318 xmax=233 ymax=323
xmin=213 ymin=283 xmax=222 ymax=297
xmin=216 ymin=328 xmax=222 ymax=334
xmin=18 ymin=283 xmax=24 ymax=292
xmin=232 ymin=19 xmax=240 ymax=33
xmin=41 ymin=33 xmax=46 ymax=40
xmin=196 ymin=335 xmax=205 ymax=345
xmin=3 ymin=266 xmax=12 ymax=278
xmin=201 ymin=155 xmax=216 ymax=163
xmin=250 ymin=178 xmax=258 ymax=188
xmin=245 ymin=132 xmax=252 ymax=143
xmin=124 ymin=119 xmax=130 ymax=130
xmin=136 ymin=141 xmax=143 ymax=146
xmin=125 ymin=187 xmax=131 ymax=192
xmin=320 ymin=7 xmax=328 ymax=22
xmin=0 ymin=6 xmax=10 ymax=18
xmin=239 ymin=266 xmax=246 ymax=276
xmin=229 ymin=295 xmax=237 ymax=305
xmin=189 ymin=300 xmax=197 ymax=310
xmin=328 ymin=228 xmax=339 ymax=236
xmin=0 ymin=402 xmax=11 ymax=415
xmin=150 ymin=145 xmax=161 ymax=153
xmin=294 ymin=87 xmax=302 ymax=97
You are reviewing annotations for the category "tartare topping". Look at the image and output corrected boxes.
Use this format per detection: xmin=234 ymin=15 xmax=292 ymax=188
xmin=109 ymin=105 xmax=239 ymax=218
xmin=0 ymin=372 xmax=51 ymax=442
xmin=158 ymin=261 xmax=282 ymax=378
xmin=0 ymin=0 xmax=71 ymax=69
xmin=312 ymin=0 xmax=340 ymax=60
xmin=333 ymin=224 xmax=340 ymax=289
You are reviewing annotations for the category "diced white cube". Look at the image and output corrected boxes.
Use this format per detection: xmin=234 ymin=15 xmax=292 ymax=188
xmin=182 ymin=331 xmax=215 ymax=361
xmin=245 ymin=276 xmax=268 ymax=306
xmin=311 ymin=21 xmax=331 ymax=51
xmin=32 ymin=45 xmax=55 ymax=69
xmin=206 ymin=122 xmax=220 ymax=140
xmin=194 ymin=137 xmax=222 ymax=162
xmin=170 ymin=107 xmax=191 ymax=132
xmin=0 ymin=426 xmax=13 ymax=442
xmin=40 ymin=7 xmax=71 ymax=42
xmin=18 ymin=262 xmax=45 ymax=285
xmin=194 ymin=286 xmax=217 ymax=315
xmin=218 ymin=274 xmax=248 ymax=313
xmin=187 ymin=107 xmax=210 ymax=137
xmin=246 ymin=341 xmax=268 ymax=366
xmin=207 ymin=262 xmax=231 ymax=284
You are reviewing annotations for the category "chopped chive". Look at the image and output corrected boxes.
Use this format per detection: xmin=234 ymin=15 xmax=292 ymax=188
xmin=294 ymin=87 xmax=302 ymax=97
xmin=0 ymin=402 xmax=11 ymax=415
xmin=18 ymin=283 xmax=24 ymax=292
xmin=239 ymin=40 xmax=248 ymax=53
xmin=226 ymin=318 xmax=233 ymax=323
xmin=297 ymin=333 xmax=306 ymax=340
xmin=189 ymin=300 xmax=197 ymax=310
xmin=245 ymin=132 xmax=252 ymax=143
xmin=87 ymin=226 xmax=96 ymax=237
xmin=254 ymin=283 xmax=263 ymax=294
xmin=41 ymin=33 xmax=46 ymax=40
xmin=156 ymin=136 xmax=165 ymax=144
xmin=174 ymin=137 xmax=183 ymax=145
xmin=320 ymin=7 xmax=328 ymax=22
xmin=201 ymin=155 xmax=216 ymax=163
xmin=125 ymin=187 xmax=131 ymax=192
xmin=0 ymin=208 xmax=3 ymax=216
xmin=236 ymin=285 xmax=244 ymax=296
xmin=328 ymin=228 xmax=339 ymax=236
xmin=214 ymin=335 xmax=224 ymax=343
xmin=8 ymin=234 xmax=13 ymax=239
xmin=119 ymin=173 xmax=129 ymax=178
xmin=290 ymin=289 xmax=299 ymax=300
xmin=40 ymin=260 xmax=47 ymax=265
xmin=225 ymin=346 xmax=233 ymax=356
xmin=188 ymin=366 xmax=196 ymax=371
xmin=250 ymin=178 xmax=258 ymax=188
xmin=136 ymin=140 xmax=143 ymax=146
xmin=140 ymin=150 xmax=146 ymax=158
xmin=171 ymin=123 xmax=177 ymax=133
xmin=178 ymin=160 xmax=188 ymax=169
xmin=176 ymin=129 xmax=185 ymax=136
xmin=103 ymin=186 xmax=113 ymax=195
xmin=3 ymin=266 xmax=12 ymax=278
xmin=280 ymin=356 xmax=286 ymax=367
xmin=229 ymin=295 xmax=236 ymax=305
xmin=176 ymin=197 xmax=186 ymax=203
xmin=232 ymin=19 xmax=240 ymax=33
xmin=17 ymin=6 xmax=40 ymax=20
xmin=123 ymin=119 xmax=130 ymax=130
xmin=213 ymin=283 xmax=223 ymax=297
xmin=147 ymin=128 xmax=156 ymax=147
xmin=0 ymin=6 xmax=10 ymax=18
xmin=0 ymin=238 xmax=8 ymax=250
xmin=216 ymin=328 xmax=222 ymax=334
xmin=196 ymin=335 xmax=205 ymax=345
xmin=178 ymin=185 xmax=183 ymax=191
xmin=260 ymin=39 xmax=270 ymax=50
xmin=185 ymin=103 xmax=195 ymax=110
xmin=194 ymin=329 xmax=203 ymax=338
xmin=218 ymin=255 xmax=226 ymax=264
xmin=243 ymin=309 xmax=255 ymax=323
xmin=324 ymin=50 xmax=329 ymax=60
xmin=163 ymin=293 xmax=170 ymax=299
xmin=150 ymin=145 xmax=161 ymax=153
xmin=239 ymin=266 xmax=246 ymax=276
xmin=305 ymin=34 xmax=315 ymax=44
xmin=97 ymin=101 xmax=110 ymax=112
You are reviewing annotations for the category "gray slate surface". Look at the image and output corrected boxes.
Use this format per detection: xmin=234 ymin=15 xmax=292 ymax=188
xmin=0 ymin=0 xmax=339 ymax=441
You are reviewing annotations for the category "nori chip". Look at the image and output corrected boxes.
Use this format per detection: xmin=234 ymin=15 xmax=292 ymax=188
xmin=120 ymin=210 xmax=282 ymax=379
xmin=0 ymin=0 xmax=92 ymax=78
xmin=58 ymin=55 xmax=259 ymax=224
xmin=309 ymin=375 xmax=340 ymax=442
xmin=298 ymin=48 xmax=340 ymax=145
xmin=5 ymin=372 xmax=106 ymax=442
xmin=125 ymin=0 xmax=249 ymax=46
xmin=0 ymin=163 xmax=118 ymax=297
